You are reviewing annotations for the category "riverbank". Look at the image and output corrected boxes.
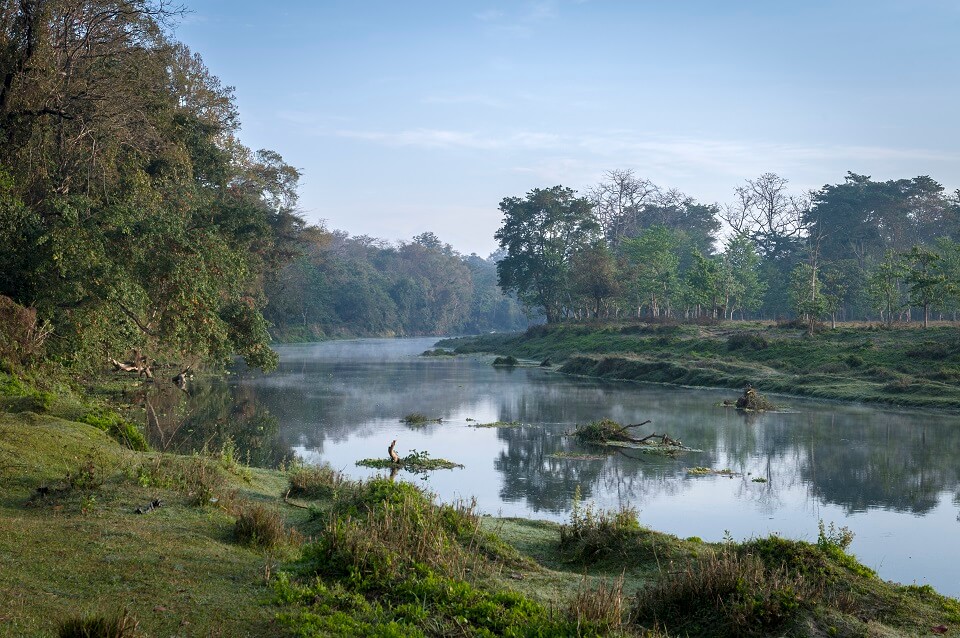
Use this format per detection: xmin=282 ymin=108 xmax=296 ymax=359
xmin=440 ymin=322 xmax=960 ymax=410
xmin=1 ymin=372 xmax=958 ymax=636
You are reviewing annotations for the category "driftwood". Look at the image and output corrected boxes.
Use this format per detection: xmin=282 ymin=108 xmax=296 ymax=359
xmin=623 ymin=420 xmax=652 ymax=430
xmin=636 ymin=432 xmax=682 ymax=446
xmin=110 ymin=348 xmax=153 ymax=379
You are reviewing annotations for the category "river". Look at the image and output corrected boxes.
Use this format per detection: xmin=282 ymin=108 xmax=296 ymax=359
xmin=156 ymin=337 xmax=960 ymax=597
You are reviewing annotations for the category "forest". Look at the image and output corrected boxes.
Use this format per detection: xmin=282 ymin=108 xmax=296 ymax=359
xmin=3 ymin=0 xmax=959 ymax=380
xmin=494 ymin=171 xmax=960 ymax=329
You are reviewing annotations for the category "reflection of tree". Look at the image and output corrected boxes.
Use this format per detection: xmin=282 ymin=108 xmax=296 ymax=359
xmin=152 ymin=339 xmax=960 ymax=521
xmin=138 ymin=377 xmax=288 ymax=468
xmin=797 ymin=413 xmax=958 ymax=514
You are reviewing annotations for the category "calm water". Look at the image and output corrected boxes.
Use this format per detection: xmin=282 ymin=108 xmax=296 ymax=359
xmin=159 ymin=337 xmax=960 ymax=596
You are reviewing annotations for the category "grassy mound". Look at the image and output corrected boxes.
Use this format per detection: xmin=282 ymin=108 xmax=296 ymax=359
xmin=444 ymin=322 xmax=960 ymax=409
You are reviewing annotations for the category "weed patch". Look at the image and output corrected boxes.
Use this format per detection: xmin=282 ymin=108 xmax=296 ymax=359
xmin=57 ymin=610 xmax=138 ymax=638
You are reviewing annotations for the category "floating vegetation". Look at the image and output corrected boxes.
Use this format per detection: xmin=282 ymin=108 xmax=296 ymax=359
xmin=548 ymin=451 xmax=608 ymax=461
xmin=721 ymin=384 xmax=778 ymax=411
xmin=570 ymin=419 xmax=699 ymax=456
xmin=471 ymin=420 xmax=523 ymax=428
xmin=687 ymin=467 xmax=739 ymax=477
xmin=492 ymin=356 xmax=518 ymax=366
xmin=421 ymin=348 xmax=455 ymax=357
xmin=751 ymin=477 xmax=768 ymax=483
xmin=357 ymin=450 xmax=464 ymax=474
xmin=401 ymin=413 xmax=442 ymax=425
xmin=571 ymin=418 xmax=641 ymax=444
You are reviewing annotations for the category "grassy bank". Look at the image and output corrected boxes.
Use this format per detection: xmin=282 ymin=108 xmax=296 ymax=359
xmin=441 ymin=322 xmax=960 ymax=409
xmin=2 ymin=373 xmax=959 ymax=636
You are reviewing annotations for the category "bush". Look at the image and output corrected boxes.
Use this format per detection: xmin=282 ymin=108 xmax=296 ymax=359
xmin=0 ymin=294 xmax=51 ymax=366
xmin=234 ymin=502 xmax=289 ymax=549
xmin=559 ymin=487 xmax=642 ymax=564
xmin=727 ymin=333 xmax=768 ymax=351
xmin=288 ymin=464 xmax=346 ymax=500
xmin=57 ymin=611 xmax=138 ymax=638
xmin=492 ymin=355 xmax=518 ymax=366
xmin=80 ymin=409 xmax=148 ymax=451
xmin=566 ymin=575 xmax=625 ymax=632
xmin=633 ymin=550 xmax=815 ymax=637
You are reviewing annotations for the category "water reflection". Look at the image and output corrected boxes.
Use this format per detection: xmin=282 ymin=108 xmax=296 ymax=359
xmin=156 ymin=337 xmax=960 ymax=595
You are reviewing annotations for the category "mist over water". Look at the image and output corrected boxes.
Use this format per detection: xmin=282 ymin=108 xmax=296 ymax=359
xmin=174 ymin=337 xmax=960 ymax=596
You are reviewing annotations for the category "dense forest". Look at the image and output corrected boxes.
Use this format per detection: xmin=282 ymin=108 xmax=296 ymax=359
xmin=0 ymin=1 xmax=524 ymax=375
xmin=495 ymin=170 xmax=960 ymax=328
xmin=262 ymin=231 xmax=528 ymax=340
xmin=3 ymin=2 xmax=959 ymax=379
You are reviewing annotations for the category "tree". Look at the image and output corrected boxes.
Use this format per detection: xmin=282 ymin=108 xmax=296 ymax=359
xmin=722 ymin=234 xmax=765 ymax=319
xmin=682 ymin=251 xmax=723 ymax=319
xmin=495 ymin=186 xmax=600 ymax=322
xmin=724 ymin=173 xmax=809 ymax=259
xmin=789 ymin=263 xmax=828 ymax=335
xmin=902 ymin=245 xmax=950 ymax=328
xmin=620 ymin=226 xmax=680 ymax=319
xmin=569 ymin=241 xmax=619 ymax=318
xmin=867 ymin=251 xmax=906 ymax=327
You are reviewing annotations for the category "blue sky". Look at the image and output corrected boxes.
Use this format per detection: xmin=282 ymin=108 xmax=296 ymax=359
xmin=176 ymin=1 xmax=960 ymax=256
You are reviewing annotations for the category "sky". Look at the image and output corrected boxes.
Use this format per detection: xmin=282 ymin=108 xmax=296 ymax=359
xmin=175 ymin=1 xmax=960 ymax=256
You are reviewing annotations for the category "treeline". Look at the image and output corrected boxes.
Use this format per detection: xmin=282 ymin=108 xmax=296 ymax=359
xmin=263 ymin=231 xmax=528 ymax=340
xmin=496 ymin=170 xmax=960 ymax=328
xmin=0 ymin=1 xmax=311 ymax=371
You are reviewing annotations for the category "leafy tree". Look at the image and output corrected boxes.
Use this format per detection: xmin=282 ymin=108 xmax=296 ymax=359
xmin=789 ymin=263 xmax=828 ymax=335
xmin=682 ymin=251 xmax=723 ymax=319
xmin=620 ymin=226 xmax=680 ymax=319
xmin=495 ymin=186 xmax=599 ymax=322
xmin=722 ymin=234 xmax=765 ymax=319
xmin=867 ymin=251 xmax=907 ymax=327
xmin=569 ymin=241 xmax=619 ymax=318
xmin=902 ymin=245 xmax=950 ymax=328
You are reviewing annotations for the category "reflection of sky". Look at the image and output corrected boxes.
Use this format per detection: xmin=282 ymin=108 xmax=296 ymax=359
xmin=236 ymin=338 xmax=960 ymax=597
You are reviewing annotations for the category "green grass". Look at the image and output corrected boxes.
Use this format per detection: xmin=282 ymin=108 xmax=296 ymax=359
xmin=444 ymin=322 xmax=960 ymax=409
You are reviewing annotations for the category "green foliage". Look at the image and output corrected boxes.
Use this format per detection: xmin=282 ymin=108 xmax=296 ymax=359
xmin=57 ymin=611 xmax=139 ymax=638
xmin=356 ymin=450 xmax=464 ymax=473
xmin=79 ymin=409 xmax=148 ymax=451
xmin=234 ymin=502 xmax=292 ymax=549
xmin=633 ymin=550 xmax=813 ymax=637
xmin=571 ymin=419 xmax=635 ymax=444
xmin=492 ymin=355 xmax=519 ymax=366
xmin=495 ymin=185 xmax=600 ymax=322
xmin=288 ymin=464 xmax=347 ymax=500
xmin=559 ymin=486 xmax=643 ymax=564
xmin=282 ymin=478 xmax=596 ymax=637
xmin=0 ymin=6 xmax=306 ymax=372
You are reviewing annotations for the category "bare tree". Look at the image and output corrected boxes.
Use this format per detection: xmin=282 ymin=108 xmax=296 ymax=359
xmin=723 ymin=173 xmax=811 ymax=258
xmin=587 ymin=169 xmax=658 ymax=249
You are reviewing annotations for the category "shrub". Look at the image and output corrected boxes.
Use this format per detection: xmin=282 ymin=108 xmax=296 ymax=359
xmin=559 ymin=487 xmax=642 ymax=563
xmin=567 ymin=575 xmax=625 ymax=632
xmin=288 ymin=464 xmax=346 ymax=500
xmin=0 ymin=294 xmax=51 ymax=366
xmin=492 ymin=355 xmax=518 ymax=366
xmin=727 ymin=333 xmax=768 ymax=351
xmin=57 ymin=610 xmax=138 ymax=638
xmin=633 ymin=550 xmax=815 ymax=637
xmin=80 ymin=409 xmax=148 ymax=451
xmin=234 ymin=502 xmax=289 ymax=549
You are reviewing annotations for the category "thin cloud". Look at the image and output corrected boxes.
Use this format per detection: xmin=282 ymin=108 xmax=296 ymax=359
xmin=329 ymin=126 xmax=957 ymax=171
